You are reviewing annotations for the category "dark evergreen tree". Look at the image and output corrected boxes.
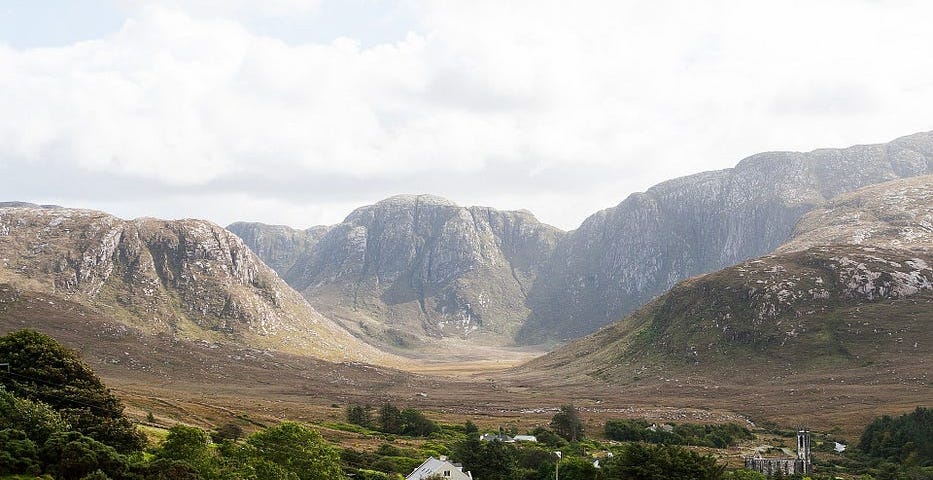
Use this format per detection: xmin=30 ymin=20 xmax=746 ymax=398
xmin=550 ymin=404 xmax=585 ymax=442
xmin=377 ymin=403 xmax=403 ymax=434
xmin=0 ymin=329 xmax=145 ymax=452
xmin=347 ymin=403 xmax=373 ymax=428
xmin=858 ymin=407 xmax=931 ymax=466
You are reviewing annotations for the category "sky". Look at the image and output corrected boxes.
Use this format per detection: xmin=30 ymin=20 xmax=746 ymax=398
xmin=1 ymin=1 xmax=932 ymax=231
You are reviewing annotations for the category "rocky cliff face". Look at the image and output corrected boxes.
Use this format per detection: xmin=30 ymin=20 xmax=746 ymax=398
xmin=226 ymin=222 xmax=330 ymax=277
xmin=0 ymin=205 xmax=391 ymax=363
xmin=776 ymin=175 xmax=933 ymax=254
xmin=519 ymin=131 xmax=933 ymax=343
xmin=261 ymin=195 xmax=562 ymax=348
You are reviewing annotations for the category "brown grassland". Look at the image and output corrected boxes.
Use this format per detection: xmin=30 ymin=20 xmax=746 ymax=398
xmin=1 ymin=283 xmax=928 ymax=452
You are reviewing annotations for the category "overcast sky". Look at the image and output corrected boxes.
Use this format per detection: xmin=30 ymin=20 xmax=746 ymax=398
xmin=1 ymin=0 xmax=932 ymax=231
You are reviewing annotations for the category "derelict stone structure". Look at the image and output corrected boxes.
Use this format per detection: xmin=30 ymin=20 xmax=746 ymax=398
xmin=745 ymin=429 xmax=812 ymax=476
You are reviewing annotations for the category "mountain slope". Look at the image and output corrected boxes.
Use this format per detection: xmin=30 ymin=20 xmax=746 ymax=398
xmin=246 ymin=195 xmax=563 ymax=349
xmin=0 ymin=204 xmax=392 ymax=363
xmin=520 ymin=131 xmax=933 ymax=343
xmin=522 ymin=245 xmax=932 ymax=383
xmin=776 ymin=175 xmax=933 ymax=254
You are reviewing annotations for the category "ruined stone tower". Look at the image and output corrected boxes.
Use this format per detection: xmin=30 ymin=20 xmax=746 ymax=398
xmin=796 ymin=429 xmax=811 ymax=469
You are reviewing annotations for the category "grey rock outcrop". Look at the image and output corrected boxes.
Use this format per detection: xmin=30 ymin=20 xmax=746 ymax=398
xmin=519 ymin=131 xmax=933 ymax=342
xmin=776 ymin=175 xmax=933 ymax=254
xmin=0 ymin=206 xmax=391 ymax=363
xmin=226 ymin=222 xmax=331 ymax=278
xmin=270 ymin=195 xmax=562 ymax=347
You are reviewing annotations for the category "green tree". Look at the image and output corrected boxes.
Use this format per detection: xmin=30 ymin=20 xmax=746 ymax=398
xmin=559 ymin=457 xmax=602 ymax=480
xmin=158 ymin=424 xmax=215 ymax=478
xmin=531 ymin=426 xmax=567 ymax=447
xmin=603 ymin=443 xmax=725 ymax=480
xmin=0 ymin=329 xmax=145 ymax=452
xmin=550 ymin=405 xmax=585 ymax=442
xmin=0 ymin=428 xmax=39 ymax=475
xmin=400 ymin=408 xmax=438 ymax=437
xmin=130 ymin=457 xmax=202 ymax=480
xmin=451 ymin=435 xmax=518 ymax=480
xmin=378 ymin=403 xmax=403 ymax=434
xmin=40 ymin=430 xmax=128 ymax=480
xmin=236 ymin=421 xmax=343 ymax=480
xmin=347 ymin=404 xmax=373 ymax=428
xmin=464 ymin=420 xmax=478 ymax=434
xmin=0 ymin=385 xmax=69 ymax=444
xmin=858 ymin=407 xmax=931 ymax=466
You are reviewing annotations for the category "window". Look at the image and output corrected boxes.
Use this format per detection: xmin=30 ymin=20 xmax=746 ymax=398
xmin=444 ymin=471 xmax=450 ymax=477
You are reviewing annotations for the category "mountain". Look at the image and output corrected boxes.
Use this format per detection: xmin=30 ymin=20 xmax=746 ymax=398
xmin=776 ymin=175 xmax=933 ymax=254
xmin=226 ymin=222 xmax=331 ymax=276
xmin=0 ymin=204 xmax=393 ymax=364
xmin=233 ymin=195 xmax=562 ymax=349
xmin=515 ymin=177 xmax=933 ymax=426
xmin=518 ymin=131 xmax=933 ymax=343
xmin=521 ymin=244 xmax=932 ymax=384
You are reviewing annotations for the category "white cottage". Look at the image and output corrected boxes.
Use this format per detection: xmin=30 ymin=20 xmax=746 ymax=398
xmin=405 ymin=456 xmax=474 ymax=480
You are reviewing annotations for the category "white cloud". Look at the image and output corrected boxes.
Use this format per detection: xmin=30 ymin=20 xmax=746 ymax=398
xmin=1 ymin=1 xmax=933 ymax=229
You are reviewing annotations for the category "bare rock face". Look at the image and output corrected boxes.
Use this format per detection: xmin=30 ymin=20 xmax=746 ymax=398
xmin=261 ymin=195 xmax=563 ymax=348
xmin=519 ymin=131 xmax=933 ymax=343
xmin=777 ymin=175 xmax=933 ymax=254
xmin=226 ymin=222 xmax=331 ymax=276
xmin=0 ymin=206 xmax=391 ymax=363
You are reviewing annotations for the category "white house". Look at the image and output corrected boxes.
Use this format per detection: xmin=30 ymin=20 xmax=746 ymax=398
xmin=405 ymin=456 xmax=473 ymax=480
xmin=513 ymin=435 xmax=537 ymax=443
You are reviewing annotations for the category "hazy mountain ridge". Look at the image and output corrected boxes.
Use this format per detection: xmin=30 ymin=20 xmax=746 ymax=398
xmin=226 ymin=221 xmax=332 ymax=276
xmin=0 ymin=205 xmax=392 ymax=363
xmin=233 ymin=195 xmax=563 ymax=349
xmin=518 ymin=131 xmax=933 ymax=343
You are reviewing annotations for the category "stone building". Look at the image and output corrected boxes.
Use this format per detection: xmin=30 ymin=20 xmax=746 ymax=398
xmin=744 ymin=429 xmax=812 ymax=476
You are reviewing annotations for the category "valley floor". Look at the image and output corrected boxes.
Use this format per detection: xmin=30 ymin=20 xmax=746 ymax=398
xmin=1 ymin=288 xmax=928 ymax=446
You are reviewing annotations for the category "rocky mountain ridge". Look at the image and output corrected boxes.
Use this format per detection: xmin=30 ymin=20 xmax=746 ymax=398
xmin=232 ymin=132 xmax=933 ymax=348
xmin=0 ymin=205 xmax=392 ymax=363
xmin=226 ymin=222 xmax=331 ymax=276
xmin=518 ymin=131 xmax=933 ymax=342
xmin=232 ymin=195 xmax=562 ymax=349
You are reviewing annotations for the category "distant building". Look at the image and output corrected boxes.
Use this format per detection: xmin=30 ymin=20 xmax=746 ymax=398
xmin=744 ymin=430 xmax=812 ymax=476
xmin=406 ymin=456 xmax=473 ymax=480
xmin=513 ymin=435 xmax=537 ymax=442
